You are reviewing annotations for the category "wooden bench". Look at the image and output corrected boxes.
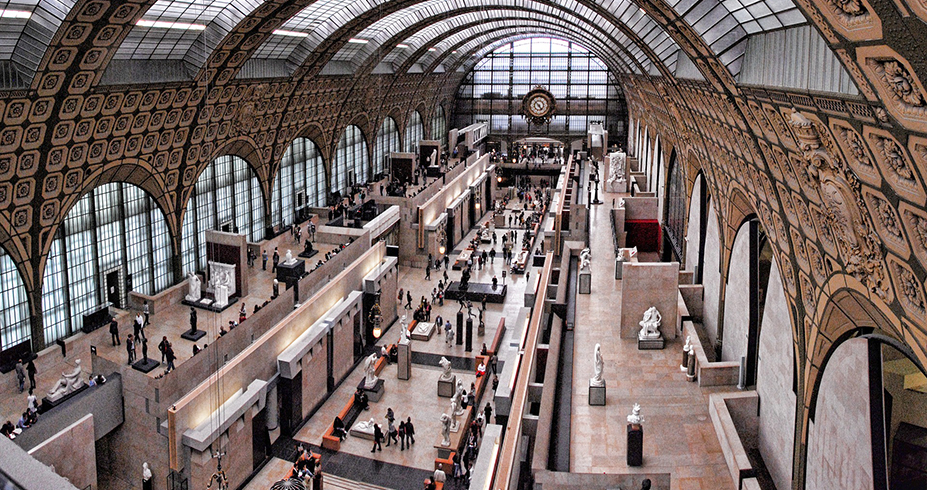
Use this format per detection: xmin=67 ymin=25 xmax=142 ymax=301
xmin=321 ymin=345 xmax=395 ymax=451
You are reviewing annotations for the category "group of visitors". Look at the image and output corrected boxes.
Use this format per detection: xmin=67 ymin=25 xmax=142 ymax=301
xmin=369 ymin=407 xmax=416 ymax=452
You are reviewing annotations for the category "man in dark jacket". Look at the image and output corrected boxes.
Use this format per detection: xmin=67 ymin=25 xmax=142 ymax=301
xmin=405 ymin=417 xmax=415 ymax=444
xmin=371 ymin=424 xmax=383 ymax=452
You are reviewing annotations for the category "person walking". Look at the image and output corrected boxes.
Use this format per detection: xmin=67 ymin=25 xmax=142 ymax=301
xmin=165 ymin=344 xmax=176 ymax=372
xmin=405 ymin=417 xmax=415 ymax=444
xmin=143 ymin=301 xmax=150 ymax=326
xmin=14 ymin=359 xmax=25 ymax=393
xmin=272 ymin=248 xmax=280 ymax=273
xmin=484 ymin=403 xmax=493 ymax=425
xmin=371 ymin=423 xmax=383 ymax=452
xmin=425 ymin=262 xmax=431 ymax=280
xmin=386 ymin=419 xmax=398 ymax=447
xmin=262 ymin=250 xmax=268 ymax=270
xmin=405 ymin=291 xmax=412 ymax=310
xmin=26 ymin=359 xmax=36 ymax=391
xmin=398 ymin=420 xmax=407 ymax=450
xmin=109 ymin=318 xmax=120 ymax=346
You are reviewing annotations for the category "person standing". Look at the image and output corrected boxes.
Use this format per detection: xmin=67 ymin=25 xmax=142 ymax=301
xmin=14 ymin=359 xmax=25 ymax=393
xmin=272 ymin=248 xmax=280 ymax=273
xmin=405 ymin=417 xmax=415 ymax=445
xmin=26 ymin=359 xmax=36 ymax=391
xmin=425 ymin=262 xmax=431 ymax=280
xmin=190 ymin=307 xmax=197 ymax=333
xmin=127 ymin=335 xmax=136 ymax=364
xmin=143 ymin=301 xmax=150 ymax=326
xmin=398 ymin=420 xmax=407 ymax=450
xmin=158 ymin=336 xmax=170 ymax=363
xmin=386 ymin=419 xmax=398 ymax=447
xmin=262 ymin=250 xmax=268 ymax=270
xmin=133 ymin=314 xmax=143 ymax=341
xmin=371 ymin=423 xmax=383 ymax=452
xmin=483 ymin=403 xmax=493 ymax=425
xmin=109 ymin=318 xmax=120 ymax=346
xmin=26 ymin=390 xmax=37 ymax=413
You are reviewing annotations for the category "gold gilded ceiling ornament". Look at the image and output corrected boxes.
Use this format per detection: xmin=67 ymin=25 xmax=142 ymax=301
xmin=789 ymin=110 xmax=889 ymax=299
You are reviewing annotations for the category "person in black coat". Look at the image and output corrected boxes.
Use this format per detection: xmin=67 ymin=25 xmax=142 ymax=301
xmin=371 ymin=424 xmax=383 ymax=452
xmin=109 ymin=319 xmax=120 ymax=346
xmin=26 ymin=359 xmax=37 ymax=391
xmin=405 ymin=417 xmax=415 ymax=444
xmin=333 ymin=416 xmax=347 ymax=441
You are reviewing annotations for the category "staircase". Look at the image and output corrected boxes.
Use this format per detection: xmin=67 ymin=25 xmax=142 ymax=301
xmin=321 ymin=473 xmax=394 ymax=490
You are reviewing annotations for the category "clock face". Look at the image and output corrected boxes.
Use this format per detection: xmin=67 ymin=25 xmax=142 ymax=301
xmin=528 ymin=94 xmax=550 ymax=117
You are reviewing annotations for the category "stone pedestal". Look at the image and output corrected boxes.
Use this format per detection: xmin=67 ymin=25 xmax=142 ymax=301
xmin=627 ymin=424 xmax=643 ymax=466
xmin=456 ymin=312 xmax=464 ymax=346
xmin=357 ymin=378 xmax=386 ymax=402
xmin=638 ymin=337 xmax=665 ymax=350
xmin=466 ymin=318 xmax=473 ymax=352
xmin=615 ymin=259 xmax=625 ymax=280
xmin=276 ymin=259 xmax=306 ymax=287
xmin=181 ymin=329 xmax=206 ymax=342
xmin=438 ymin=375 xmax=457 ymax=398
xmin=411 ymin=322 xmax=436 ymax=341
xmin=579 ymin=271 xmax=591 ymax=294
xmin=589 ymin=381 xmax=606 ymax=406
xmin=397 ymin=342 xmax=411 ymax=380
xmin=132 ymin=358 xmax=160 ymax=373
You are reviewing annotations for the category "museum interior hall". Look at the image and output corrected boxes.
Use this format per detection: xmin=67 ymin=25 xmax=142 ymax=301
xmin=1 ymin=0 xmax=927 ymax=489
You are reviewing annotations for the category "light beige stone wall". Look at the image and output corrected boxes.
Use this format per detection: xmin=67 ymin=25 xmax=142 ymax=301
xmin=619 ymin=262 xmax=679 ymax=339
xmin=702 ymin=203 xmax=722 ymax=350
xmin=806 ymin=338 xmax=873 ymax=490
xmin=756 ymin=260 xmax=796 ymax=490
xmin=29 ymin=414 xmax=97 ymax=490
xmin=301 ymin=335 xmax=329 ymax=419
xmin=684 ymin=174 xmax=703 ymax=273
xmin=721 ymin=223 xmax=751 ymax=363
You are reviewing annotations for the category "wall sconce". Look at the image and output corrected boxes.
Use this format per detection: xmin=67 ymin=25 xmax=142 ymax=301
xmin=369 ymin=293 xmax=383 ymax=339
xmin=436 ymin=227 xmax=447 ymax=255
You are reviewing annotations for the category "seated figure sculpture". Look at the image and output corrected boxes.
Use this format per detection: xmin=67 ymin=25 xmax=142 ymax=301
xmin=47 ymin=359 xmax=85 ymax=402
xmin=638 ymin=306 xmax=663 ymax=340
xmin=579 ymin=247 xmax=591 ymax=271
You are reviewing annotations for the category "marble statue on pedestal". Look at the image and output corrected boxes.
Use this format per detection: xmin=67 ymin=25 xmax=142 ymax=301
xmin=215 ymin=284 xmax=229 ymax=308
xmin=440 ymin=413 xmax=451 ymax=446
xmin=46 ymin=359 xmax=85 ymax=402
xmin=363 ymin=353 xmax=379 ymax=388
xmin=439 ymin=356 xmax=453 ymax=381
xmin=186 ymin=273 xmax=201 ymax=302
xmin=590 ymin=343 xmax=604 ymax=387
xmin=354 ymin=418 xmax=377 ymax=433
xmin=452 ymin=380 xmax=465 ymax=416
xmin=580 ymin=248 xmax=591 ymax=271
xmin=638 ymin=306 xmax=663 ymax=340
xmin=681 ymin=336 xmax=692 ymax=371
xmin=399 ymin=315 xmax=410 ymax=344
xmin=627 ymin=403 xmax=644 ymax=425
xmin=449 ymin=399 xmax=459 ymax=430
xmin=284 ymin=249 xmax=296 ymax=265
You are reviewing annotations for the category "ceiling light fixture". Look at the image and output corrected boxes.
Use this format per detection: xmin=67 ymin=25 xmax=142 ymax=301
xmin=136 ymin=19 xmax=206 ymax=30
xmin=348 ymin=38 xmax=369 ymax=44
xmin=273 ymin=29 xmax=309 ymax=38
xmin=396 ymin=43 xmax=409 ymax=48
xmin=428 ymin=47 xmax=437 ymax=52
xmin=0 ymin=9 xmax=32 ymax=19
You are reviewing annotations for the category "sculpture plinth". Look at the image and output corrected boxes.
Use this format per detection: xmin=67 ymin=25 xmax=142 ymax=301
xmin=589 ymin=381 xmax=606 ymax=405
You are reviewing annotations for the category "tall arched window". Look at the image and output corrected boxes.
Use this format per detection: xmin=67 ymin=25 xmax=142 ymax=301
xmin=374 ymin=117 xmax=400 ymax=177
xmin=432 ymin=106 xmax=447 ymax=146
xmin=404 ymin=111 xmax=423 ymax=152
xmin=181 ymin=155 xmax=265 ymax=275
xmin=333 ymin=125 xmax=369 ymax=195
xmin=0 ymin=248 xmax=30 ymax=351
xmin=664 ymin=151 xmax=686 ymax=261
xmin=272 ymin=137 xmax=327 ymax=227
xmin=42 ymin=183 xmax=172 ymax=344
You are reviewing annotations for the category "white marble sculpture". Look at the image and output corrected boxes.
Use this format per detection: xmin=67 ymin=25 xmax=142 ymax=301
xmin=354 ymin=418 xmax=377 ymax=435
xmin=627 ymin=403 xmax=644 ymax=425
xmin=143 ymin=463 xmax=152 ymax=483
xmin=439 ymin=356 xmax=453 ymax=381
xmin=207 ymin=262 xmax=236 ymax=297
xmin=449 ymin=400 xmax=459 ymax=430
xmin=214 ymin=284 xmax=229 ymax=308
xmin=364 ymin=353 xmax=379 ymax=388
xmin=579 ymin=247 xmax=591 ymax=271
xmin=186 ymin=273 xmax=201 ymax=301
xmin=400 ymin=315 xmax=410 ymax=344
xmin=284 ymin=249 xmax=296 ymax=265
xmin=590 ymin=343 xmax=604 ymax=387
xmin=638 ymin=306 xmax=663 ymax=340
xmin=617 ymin=198 xmax=626 ymax=209
xmin=46 ymin=359 xmax=84 ymax=402
xmin=681 ymin=336 xmax=692 ymax=371
xmin=453 ymin=380 xmax=465 ymax=415
xmin=440 ymin=413 xmax=452 ymax=446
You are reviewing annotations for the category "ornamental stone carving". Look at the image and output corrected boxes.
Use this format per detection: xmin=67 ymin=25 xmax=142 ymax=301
xmin=872 ymin=60 xmax=925 ymax=108
xmin=888 ymin=258 xmax=926 ymax=320
xmin=900 ymin=205 xmax=927 ymax=271
xmin=860 ymin=50 xmax=927 ymax=132
xmin=789 ymin=111 xmax=889 ymax=299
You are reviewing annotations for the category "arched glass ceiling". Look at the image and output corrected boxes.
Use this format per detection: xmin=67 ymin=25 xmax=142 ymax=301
xmin=0 ymin=0 xmax=76 ymax=88
xmin=113 ymin=0 xmax=263 ymax=70
xmin=327 ymin=0 xmax=652 ymax=72
xmin=397 ymin=20 xmax=635 ymax=75
xmin=247 ymin=0 xmax=681 ymax=75
xmin=336 ymin=10 xmax=640 ymax=75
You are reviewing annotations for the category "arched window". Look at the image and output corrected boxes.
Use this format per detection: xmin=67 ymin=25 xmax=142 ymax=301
xmin=42 ymin=183 xmax=172 ymax=344
xmin=665 ymin=151 xmax=686 ymax=261
xmin=432 ymin=106 xmax=447 ymax=146
xmin=374 ymin=118 xmax=400 ymax=177
xmin=181 ymin=156 xmax=265 ymax=275
xmin=0 ymin=248 xmax=30 ymax=351
xmin=404 ymin=111 xmax=423 ymax=152
xmin=333 ymin=125 xmax=369 ymax=195
xmin=272 ymin=137 xmax=327 ymax=227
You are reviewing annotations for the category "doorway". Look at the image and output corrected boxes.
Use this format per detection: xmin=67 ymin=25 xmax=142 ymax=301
xmin=106 ymin=270 xmax=120 ymax=308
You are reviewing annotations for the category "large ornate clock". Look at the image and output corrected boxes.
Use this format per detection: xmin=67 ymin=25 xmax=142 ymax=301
xmin=521 ymin=86 xmax=556 ymax=126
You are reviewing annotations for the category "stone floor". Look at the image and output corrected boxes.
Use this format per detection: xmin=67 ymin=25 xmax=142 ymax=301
xmin=569 ymin=188 xmax=735 ymax=489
